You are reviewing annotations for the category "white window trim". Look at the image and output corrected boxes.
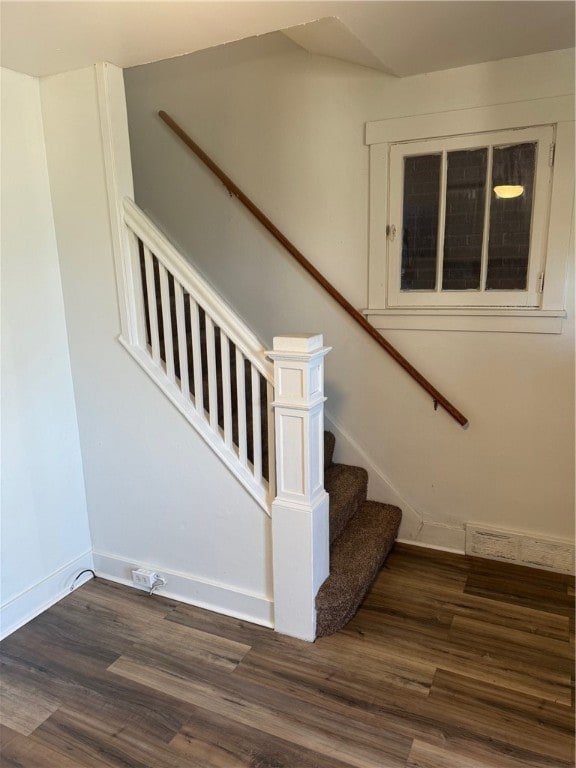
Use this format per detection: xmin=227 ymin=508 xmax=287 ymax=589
xmin=366 ymin=96 xmax=574 ymax=334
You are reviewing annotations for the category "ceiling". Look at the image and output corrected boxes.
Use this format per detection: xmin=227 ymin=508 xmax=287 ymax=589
xmin=1 ymin=1 xmax=574 ymax=79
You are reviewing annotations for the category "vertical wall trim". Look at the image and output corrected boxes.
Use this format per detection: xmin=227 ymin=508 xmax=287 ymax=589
xmin=95 ymin=62 xmax=142 ymax=345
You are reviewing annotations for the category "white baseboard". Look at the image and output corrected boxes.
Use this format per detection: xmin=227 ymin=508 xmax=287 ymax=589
xmin=396 ymin=537 xmax=465 ymax=555
xmin=400 ymin=521 xmax=466 ymax=553
xmin=92 ymin=550 xmax=274 ymax=627
xmin=0 ymin=550 xmax=95 ymax=641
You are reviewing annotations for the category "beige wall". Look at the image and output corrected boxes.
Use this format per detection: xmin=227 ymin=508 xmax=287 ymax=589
xmin=1 ymin=68 xmax=92 ymax=637
xmin=125 ymin=37 xmax=574 ymax=551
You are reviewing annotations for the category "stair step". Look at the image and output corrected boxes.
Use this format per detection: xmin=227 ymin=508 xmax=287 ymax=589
xmin=324 ymin=430 xmax=335 ymax=470
xmin=315 ymin=500 xmax=402 ymax=638
xmin=324 ymin=463 xmax=368 ymax=544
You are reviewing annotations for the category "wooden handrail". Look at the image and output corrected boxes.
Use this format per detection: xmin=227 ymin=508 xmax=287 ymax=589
xmin=158 ymin=110 xmax=469 ymax=428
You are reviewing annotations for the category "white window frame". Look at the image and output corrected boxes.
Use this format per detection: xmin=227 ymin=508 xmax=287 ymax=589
xmin=365 ymin=96 xmax=574 ymax=333
xmin=388 ymin=126 xmax=553 ymax=308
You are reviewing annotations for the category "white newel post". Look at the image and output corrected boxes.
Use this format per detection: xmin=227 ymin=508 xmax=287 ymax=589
xmin=267 ymin=334 xmax=331 ymax=641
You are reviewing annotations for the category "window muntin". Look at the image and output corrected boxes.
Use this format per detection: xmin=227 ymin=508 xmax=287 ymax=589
xmin=388 ymin=126 xmax=554 ymax=308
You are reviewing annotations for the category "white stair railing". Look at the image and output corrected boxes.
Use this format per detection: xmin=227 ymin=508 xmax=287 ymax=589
xmin=120 ymin=197 xmax=275 ymax=512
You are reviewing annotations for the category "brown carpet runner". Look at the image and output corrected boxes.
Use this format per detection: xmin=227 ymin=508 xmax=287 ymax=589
xmin=317 ymin=432 xmax=402 ymax=637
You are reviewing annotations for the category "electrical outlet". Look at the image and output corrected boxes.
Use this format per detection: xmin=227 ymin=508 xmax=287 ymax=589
xmin=131 ymin=568 xmax=158 ymax=589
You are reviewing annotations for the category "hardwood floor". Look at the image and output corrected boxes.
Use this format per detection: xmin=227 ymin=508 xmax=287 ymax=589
xmin=1 ymin=545 xmax=573 ymax=767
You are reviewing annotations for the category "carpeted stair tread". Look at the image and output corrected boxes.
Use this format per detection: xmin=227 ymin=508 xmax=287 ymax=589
xmin=324 ymin=463 xmax=368 ymax=544
xmin=324 ymin=431 xmax=335 ymax=470
xmin=315 ymin=500 xmax=402 ymax=638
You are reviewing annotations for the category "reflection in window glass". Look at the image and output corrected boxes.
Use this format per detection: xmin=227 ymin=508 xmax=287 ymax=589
xmin=401 ymin=154 xmax=441 ymax=290
xmin=486 ymin=143 xmax=536 ymax=290
xmin=442 ymin=149 xmax=487 ymax=290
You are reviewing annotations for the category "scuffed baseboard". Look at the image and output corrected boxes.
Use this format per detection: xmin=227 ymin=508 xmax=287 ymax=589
xmin=0 ymin=549 xmax=95 ymax=641
xmin=398 ymin=524 xmax=574 ymax=576
xmin=398 ymin=521 xmax=466 ymax=554
xmin=92 ymin=550 xmax=274 ymax=627
xmin=466 ymin=524 xmax=574 ymax=574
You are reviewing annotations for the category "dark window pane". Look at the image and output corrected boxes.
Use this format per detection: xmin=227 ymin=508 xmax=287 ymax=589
xmin=442 ymin=148 xmax=487 ymax=290
xmin=401 ymin=154 xmax=441 ymax=290
xmin=486 ymin=143 xmax=536 ymax=290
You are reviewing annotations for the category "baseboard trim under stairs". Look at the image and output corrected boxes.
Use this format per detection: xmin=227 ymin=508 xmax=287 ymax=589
xmin=92 ymin=551 xmax=274 ymax=627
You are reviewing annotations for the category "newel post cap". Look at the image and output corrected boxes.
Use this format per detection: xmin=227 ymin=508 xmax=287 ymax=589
xmin=267 ymin=334 xmax=331 ymax=362
xmin=272 ymin=334 xmax=324 ymax=353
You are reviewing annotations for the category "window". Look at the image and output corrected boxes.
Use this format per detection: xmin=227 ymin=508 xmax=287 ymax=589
xmin=365 ymin=97 xmax=574 ymax=333
xmin=388 ymin=126 xmax=553 ymax=308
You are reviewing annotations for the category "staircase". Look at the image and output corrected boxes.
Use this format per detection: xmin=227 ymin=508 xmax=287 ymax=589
xmin=318 ymin=431 xmax=401 ymax=637
xmin=118 ymin=198 xmax=401 ymax=640
xmin=137 ymin=232 xmax=401 ymax=637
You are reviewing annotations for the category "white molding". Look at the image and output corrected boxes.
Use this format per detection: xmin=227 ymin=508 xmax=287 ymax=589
xmin=396 ymin=538 xmax=465 ymax=555
xmin=0 ymin=550 xmax=94 ymax=640
xmin=543 ymin=120 xmax=575 ymax=311
xmin=95 ymin=62 xmax=144 ymax=347
xmin=365 ymin=95 xmax=574 ymax=145
xmin=119 ymin=337 xmax=272 ymax=513
xmin=92 ymin=550 xmax=274 ymax=627
xmin=410 ymin=522 xmax=466 ymax=552
xmin=363 ymin=309 xmax=565 ymax=334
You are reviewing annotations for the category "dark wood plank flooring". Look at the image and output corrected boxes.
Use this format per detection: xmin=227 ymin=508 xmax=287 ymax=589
xmin=1 ymin=545 xmax=573 ymax=767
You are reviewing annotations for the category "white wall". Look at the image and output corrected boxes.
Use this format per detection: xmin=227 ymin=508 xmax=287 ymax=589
xmin=124 ymin=38 xmax=575 ymax=552
xmin=0 ymin=67 xmax=93 ymax=639
xmin=39 ymin=66 xmax=273 ymax=625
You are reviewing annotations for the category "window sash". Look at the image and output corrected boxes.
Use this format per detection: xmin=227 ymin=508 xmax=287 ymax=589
xmin=387 ymin=126 xmax=554 ymax=308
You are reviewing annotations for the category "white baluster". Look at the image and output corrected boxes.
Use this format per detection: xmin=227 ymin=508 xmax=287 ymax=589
xmin=220 ymin=333 xmax=233 ymax=450
xmin=174 ymin=282 xmax=189 ymax=398
xmin=251 ymin=366 xmax=262 ymax=483
xmin=236 ymin=348 xmax=247 ymax=467
xmin=158 ymin=262 xmax=175 ymax=381
xmin=130 ymin=233 xmax=148 ymax=350
xmin=189 ymin=297 xmax=204 ymax=416
xmin=205 ymin=315 xmax=218 ymax=431
xmin=143 ymin=246 xmax=160 ymax=365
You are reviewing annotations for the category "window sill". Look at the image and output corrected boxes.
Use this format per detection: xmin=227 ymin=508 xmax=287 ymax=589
xmin=362 ymin=308 xmax=566 ymax=334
